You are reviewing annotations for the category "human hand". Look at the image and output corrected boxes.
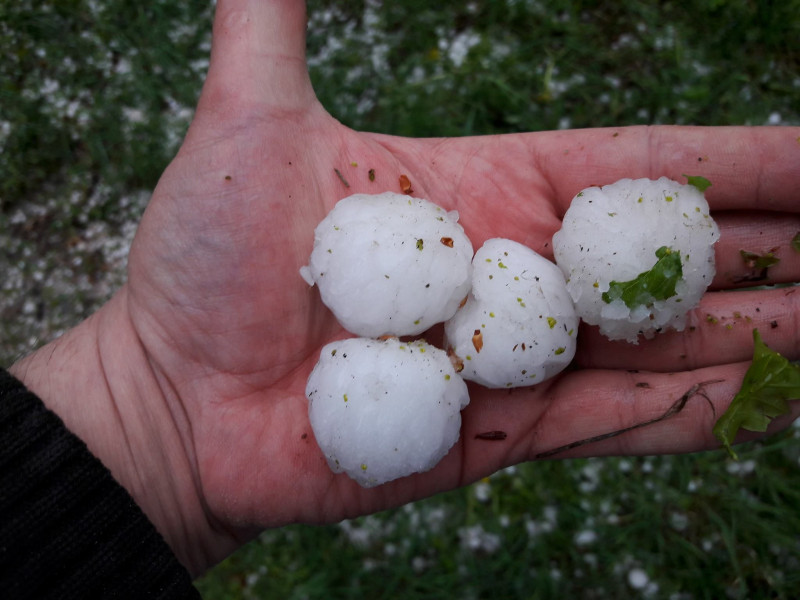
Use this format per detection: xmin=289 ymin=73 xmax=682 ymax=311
xmin=11 ymin=0 xmax=800 ymax=576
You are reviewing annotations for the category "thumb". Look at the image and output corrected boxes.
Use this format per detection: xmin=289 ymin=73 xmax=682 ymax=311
xmin=194 ymin=0 xmax=318 ymax=125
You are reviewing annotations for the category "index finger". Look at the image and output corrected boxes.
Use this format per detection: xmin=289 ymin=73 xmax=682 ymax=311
xmin=530 ymin=125 xmax=800 ymax=213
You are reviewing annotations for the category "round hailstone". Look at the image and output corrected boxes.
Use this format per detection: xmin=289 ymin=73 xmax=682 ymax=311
xmin=306 ymin=337 xmax=469 ymax=487
xmin=444 ymin=238 xmax=578 ymax=389
xmin=300 ymin=192 xmax=474 ymax=337
xmin=552 ymin=177 xmax=720 ymax=343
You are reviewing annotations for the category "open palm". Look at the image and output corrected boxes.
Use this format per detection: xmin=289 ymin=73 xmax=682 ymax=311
xmin=118 ymin=0 xmax=800 ymax=574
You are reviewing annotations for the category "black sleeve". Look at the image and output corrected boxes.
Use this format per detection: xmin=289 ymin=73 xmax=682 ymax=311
xmin=0 ymin=368 xmax=201 ymax=600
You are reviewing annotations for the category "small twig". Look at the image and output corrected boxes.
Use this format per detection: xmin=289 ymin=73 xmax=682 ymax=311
xmin=534 ymin=379 xmax=724 ymax=459
xmin=334 ymin=168 xmax=350 ymax=188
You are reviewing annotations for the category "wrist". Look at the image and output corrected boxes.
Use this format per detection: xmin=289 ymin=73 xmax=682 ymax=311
xmin=10 ymin=288 xmax=211 ymax=575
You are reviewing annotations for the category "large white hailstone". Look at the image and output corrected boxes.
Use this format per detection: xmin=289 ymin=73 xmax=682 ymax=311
xmin=306 ymin=337 xmax=469 ymax=487
xmin=444 ymin=238 xmax=578 ymax=389
xmin=300 ymin=192 xmax=474 ymax=337
xmin=552 ymin=177 xmax=720 ymax=343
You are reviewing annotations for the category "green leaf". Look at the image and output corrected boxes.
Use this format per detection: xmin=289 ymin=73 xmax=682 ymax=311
xmin=713 ymin=329 xmax=799 ymax=459
xmin=683 ymin=174 xmax=712 ymax=192
xmin=602 ymin=246 xmax=683 ymax=309
xmin=791 ymin=232 xmax=800 ymax=253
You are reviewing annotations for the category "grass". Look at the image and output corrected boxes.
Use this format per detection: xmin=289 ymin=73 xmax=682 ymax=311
xmin=2 ymin=0 xmax=800 ymax=598
xmin=196 ymin=442 xmax=800 ymax=599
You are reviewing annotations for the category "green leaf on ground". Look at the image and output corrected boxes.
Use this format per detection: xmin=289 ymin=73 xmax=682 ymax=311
xmin=602 ymin=246 xmax=683 ymax=309
xmin=713 ymin=329 xmax=799 ymax=459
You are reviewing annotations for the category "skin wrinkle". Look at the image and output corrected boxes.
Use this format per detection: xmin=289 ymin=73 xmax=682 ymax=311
xmin=539 ymin=132 xmax=591 ymax=211
xmin=752 ymin=133 xmax=768 ymax=209
xmin=208 ymin=4 xmax=310 ymax=108
xmin=133 ymin=301 xmax=210 ymax=379
xmin=99 ymin=304 xmax=211 ymax=572
xmin=748 ymin=128 xmax=789 ymax=210
xmin=450 ymin=139 xmax=484 ymax=201
xmin=145 ymin=350 xmax=203 ymax=489
xmin=739 ymin=129 xmax=798 ymax=211
xmin=456 ymin=387 xmax=487 ymax=486
xmin=457 ymin=418 xmax=473 ymax=489
xmin=315 ymin=461 xmax=362 ymax=525
xmin=94 ymin=319 xmax=142 ymax=492
xmin=783 ymin=289 xmax=800 ymax=357
xmin=200 ymin=408 xmax=273 ymax=540
xmin=99 ymin=339 xmax=176 ymax=543
xmin=190 ymin=70 xmax=323 ymax=141
xmin=527 ymin=139 xmax=564 ymax=226
xmin=524 ymin=380 xmax=568 ymax=460
xmin=194 ymin=66 xmax=319 ymax=141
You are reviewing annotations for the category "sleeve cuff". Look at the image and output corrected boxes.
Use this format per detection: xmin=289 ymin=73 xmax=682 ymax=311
xmin=0 ymin=368 xmax=201 ymax=599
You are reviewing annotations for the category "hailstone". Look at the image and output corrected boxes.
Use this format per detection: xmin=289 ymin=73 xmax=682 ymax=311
xmin=444 ymin=238 xmax=578 ymax=388
xmin=552 ymin=177 xmax=719 ymax=343
xmin=306 ymin=337 xmax=469 ymax=487
xmin=300 ymin=192 xmax=473 ymax=337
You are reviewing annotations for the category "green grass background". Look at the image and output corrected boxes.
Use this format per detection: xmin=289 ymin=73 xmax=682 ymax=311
xmin=2 ymin=0 xmax=800 ymax=598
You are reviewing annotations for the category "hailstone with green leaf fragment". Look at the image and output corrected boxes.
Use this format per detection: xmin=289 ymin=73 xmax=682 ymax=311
xmin=553 ymin=177 xmax=720 ymax=343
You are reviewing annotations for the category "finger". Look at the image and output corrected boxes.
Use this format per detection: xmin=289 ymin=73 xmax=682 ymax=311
xmin=711 ymin=210 xmax=800 ymax=289
xmin=530 ymin=367 xmax=800 ymax=459
xmin=528 ymin=125 xmax=800 ymax=214
xmin=194 ymin=0 xmax=316 ymax=125
xmin=575 ymin=285 xmax=800 ymax=371
xmin=458 ymin=365 xmax=800 ymax=477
